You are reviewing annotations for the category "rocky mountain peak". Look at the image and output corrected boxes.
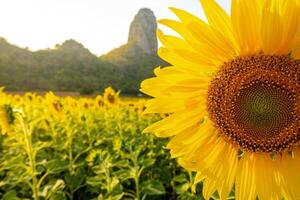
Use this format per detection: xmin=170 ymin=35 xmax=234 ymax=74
xmin=101 ymin=8 xmax=159 ymax=66
xmin=127 ymin=8 xmax=157 ymax=55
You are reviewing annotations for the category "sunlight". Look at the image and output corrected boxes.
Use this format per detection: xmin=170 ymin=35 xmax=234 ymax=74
xmin=0 ymin=0 xmax=229 ymax=55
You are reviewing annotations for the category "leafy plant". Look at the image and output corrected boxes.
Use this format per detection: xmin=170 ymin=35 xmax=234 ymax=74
xmin=0 ymin=89 xmax=204 ymax=199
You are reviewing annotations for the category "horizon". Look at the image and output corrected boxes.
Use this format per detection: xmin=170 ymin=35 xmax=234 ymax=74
xmin=0 ymin=0 xmax=229 ymax=56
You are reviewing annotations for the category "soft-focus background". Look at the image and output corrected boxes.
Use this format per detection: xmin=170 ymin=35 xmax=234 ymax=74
xmin=0 ymin=0 xmax=229 ymax=95
xmin=0 ymin=1 xmax=231 ymax=200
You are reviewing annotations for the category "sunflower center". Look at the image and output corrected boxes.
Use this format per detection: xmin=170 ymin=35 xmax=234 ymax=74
xmin=207 ymin=54 xmax=300 ymax=153
xmin=234 ymin=82 xmax=293 ymax=139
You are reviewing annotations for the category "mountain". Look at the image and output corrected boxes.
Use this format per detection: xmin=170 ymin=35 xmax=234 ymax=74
xmin=32 ymin=40 xmax=118 ymax=92
xmin=0 ymin=8 xmax=166 ymax=94
xmin=101 ymin=8 xmax=158 ymax=65
xmin=101 ymin=8 xmax=166 ymax=93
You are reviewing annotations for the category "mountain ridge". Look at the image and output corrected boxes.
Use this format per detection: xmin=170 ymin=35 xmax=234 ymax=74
xmin=0 ymin=8 xmax=166 ymax=94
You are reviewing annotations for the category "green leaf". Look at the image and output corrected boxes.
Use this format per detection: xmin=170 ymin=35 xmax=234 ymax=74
xmin=113 ymin=169 xmax=131 ymax=181
xmin=46 ymin=159 xmax=69 ymax=174
xmin=173 ymin=174 xmax=188 ymax=183
xmin=49 ymin=191 xmax=67 ymax=200
xmin=2 ymin=190 xmax=20 ymax=200
xmin=86 ymin=176 xmax=103 ymax=186
xmin=175 ymin=183 xmax=190 ymax=194
xmin=64 ymin=168 xmax=85 ymax=189
xmin=156 ymin=167 xmax=172 ymax=183
xmin=49 ymin=179 xmax=65 ymax=195
xmin=178 ymin=192 xmax=205 ymax=200
xmin=110 ymin=177 xmax=119 ymax=190
xmin=41 ymin=179 xmax=65 ymax=199
xmin=114 ymin=160 xmax=129 ymax=168
xmin=112 ymin=193 xmax=124 ymax=200
xmin=139 ymin=158 xmax=155 ymax=168
xmin=141 ymin=180 xmax=165 ymax=196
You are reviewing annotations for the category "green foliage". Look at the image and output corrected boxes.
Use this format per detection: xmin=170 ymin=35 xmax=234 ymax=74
xmin=0 ymin=94 xmax=204 ymax=200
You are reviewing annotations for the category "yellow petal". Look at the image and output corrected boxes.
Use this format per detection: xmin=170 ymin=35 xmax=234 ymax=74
xmin=143 ymin=97 xmax=186 ymax=113
xmin=192 ymin=140 xmax=238 ymax=200
xmin=261 ymin=0 xmax=282 ymax=54
xmin=168 ymin=118 xmax=211 ymax=149
xmin=144 ymin=106 xmax=205 ymax=137
xmin=161 ymin=8 xmax=236 ymax=63
xmin=177 ymin=122 xmax=216 ymax=170
xmin=158 ymin=19 xmax=193 ymax=42
xmin=289 ymin=1 xmax=300 ymax=58
xmin=164 ymin=83 xmax=209 ymax=95
xmin=180 ymin=135 xmax=225 ymax=174
xmin=279 ymin=151 xmax=300 ymax=200
xmin=254 ymin=154 xmax=281 ymax=200
xmin=157 ymin=29 xmax=192 ymax=50
xmin=180 ymin=137 xmax=238 ymax=199
xmin=291 ymin=41 xmax=300 ymax=59
xmin=141 ymin=67 xmax=210 ymax=100
xmin=157 ymin=29 xmax=215 ymax=71
xmin=168 ymin=125 xmax=202 ymax=158
xmin=192 ymin=171 xmax=206 ymax=193
xmin=157 ymin=47 xmax=215 ymax=75
xmin=203 ymin=178 xmax=217 ymax=199
xmin=279 ymin=0 xmax=300 ymax=53
xmin=235 ymin=152 xmax=256 ymax=200
xmin=158 ymin=18 xmax=219 ymax=65
xmin=200 ymin=0 xmax=238 ymax=53
xmin=261 ymin=0 xmax=300 ymax=54
xmin=186 ymin=21 xmax=236 ymax=61
xmin=231 ymin=0 xmax=263 ymax=54
xmin=140 ymin=66 xmax=196 ymax=97
xmin=216 ymin=144 xmax=238 ymax=200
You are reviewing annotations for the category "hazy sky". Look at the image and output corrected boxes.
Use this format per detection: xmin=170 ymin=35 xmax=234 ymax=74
xmin=0 ymin=0 xmax=230 ymax=55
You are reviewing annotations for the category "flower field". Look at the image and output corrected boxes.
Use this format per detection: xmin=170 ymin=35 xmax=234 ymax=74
xmin=0 ymin=87 xmax=205 ymax=200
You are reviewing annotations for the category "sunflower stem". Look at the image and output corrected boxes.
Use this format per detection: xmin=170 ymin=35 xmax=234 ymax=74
xmin=18 ymin=113 xmax=39 ymax=200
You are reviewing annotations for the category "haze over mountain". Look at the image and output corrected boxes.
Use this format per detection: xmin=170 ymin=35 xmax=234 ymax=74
xmin=0 ymin=8 xmax=166 ymax=94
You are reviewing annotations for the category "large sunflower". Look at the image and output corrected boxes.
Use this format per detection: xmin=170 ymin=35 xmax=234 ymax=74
xmin=140 ymin=0 xmax=300 ymax=199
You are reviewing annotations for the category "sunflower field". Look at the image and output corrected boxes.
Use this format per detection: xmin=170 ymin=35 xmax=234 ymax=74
xmin=0 ymin=87 xmax=205 ymax=200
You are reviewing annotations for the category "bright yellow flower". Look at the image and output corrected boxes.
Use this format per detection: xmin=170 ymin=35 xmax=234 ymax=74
xmin=141 ymin=1 xmax=300 ymax=199
xmin=134 ymin=99 xmax=147 ymax=115
xmin=103 ymin=87 xmax=120 ymax=106
xmin=95 ymin=95 xmax=104 ymax=107
xmin=45 ymin=92 xmax=63 ymax=112
xmin=44 ymin=92 xmax=65 ymax=121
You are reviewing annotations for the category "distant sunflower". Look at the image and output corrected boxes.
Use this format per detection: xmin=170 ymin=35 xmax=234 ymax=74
xmin=141 ymin=0 xmax=300 ymax=199
xmin=45 ymin=92 xmax=63 ymax=113
xmin=95 ymin=95 xmax=104 ymax=107
xmin=103 ymin=87 xmax=119 ymax=106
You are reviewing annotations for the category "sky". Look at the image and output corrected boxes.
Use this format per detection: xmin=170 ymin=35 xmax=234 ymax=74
xmin=0 ymin=0 xmax=230 ymax=56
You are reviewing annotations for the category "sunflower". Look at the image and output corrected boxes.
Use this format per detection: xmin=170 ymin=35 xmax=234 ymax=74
xmin=44 ymin=92 xmax=66 ymax=121
xmin=95 ymin=95 xmax=104 ymax=107
xmin=140 ymin=0 xmax=300 ymax=199
xmin=103 ymin=87 xmax=120 ymax=106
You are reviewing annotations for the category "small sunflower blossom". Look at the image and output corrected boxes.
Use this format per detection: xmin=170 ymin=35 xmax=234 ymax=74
xmin=45 ymin=92 xmax=65 ymax=120
xmin=134 ymin=99 xmax=147 ymax=116
xmin=103 ymin=87 xmax=120 ymax=106
xmin=141 ymin=0 xmax=300 ymax=199
xmin=95 ymin=95 xmax=104 ymax=107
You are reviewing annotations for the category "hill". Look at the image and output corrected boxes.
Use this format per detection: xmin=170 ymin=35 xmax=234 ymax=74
xmin=0 ymin=8 xmax=166 ymax=95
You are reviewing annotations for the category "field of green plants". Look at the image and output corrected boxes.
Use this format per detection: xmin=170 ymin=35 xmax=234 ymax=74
xmin=0 ymin=87 xmax=205 ymax=200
